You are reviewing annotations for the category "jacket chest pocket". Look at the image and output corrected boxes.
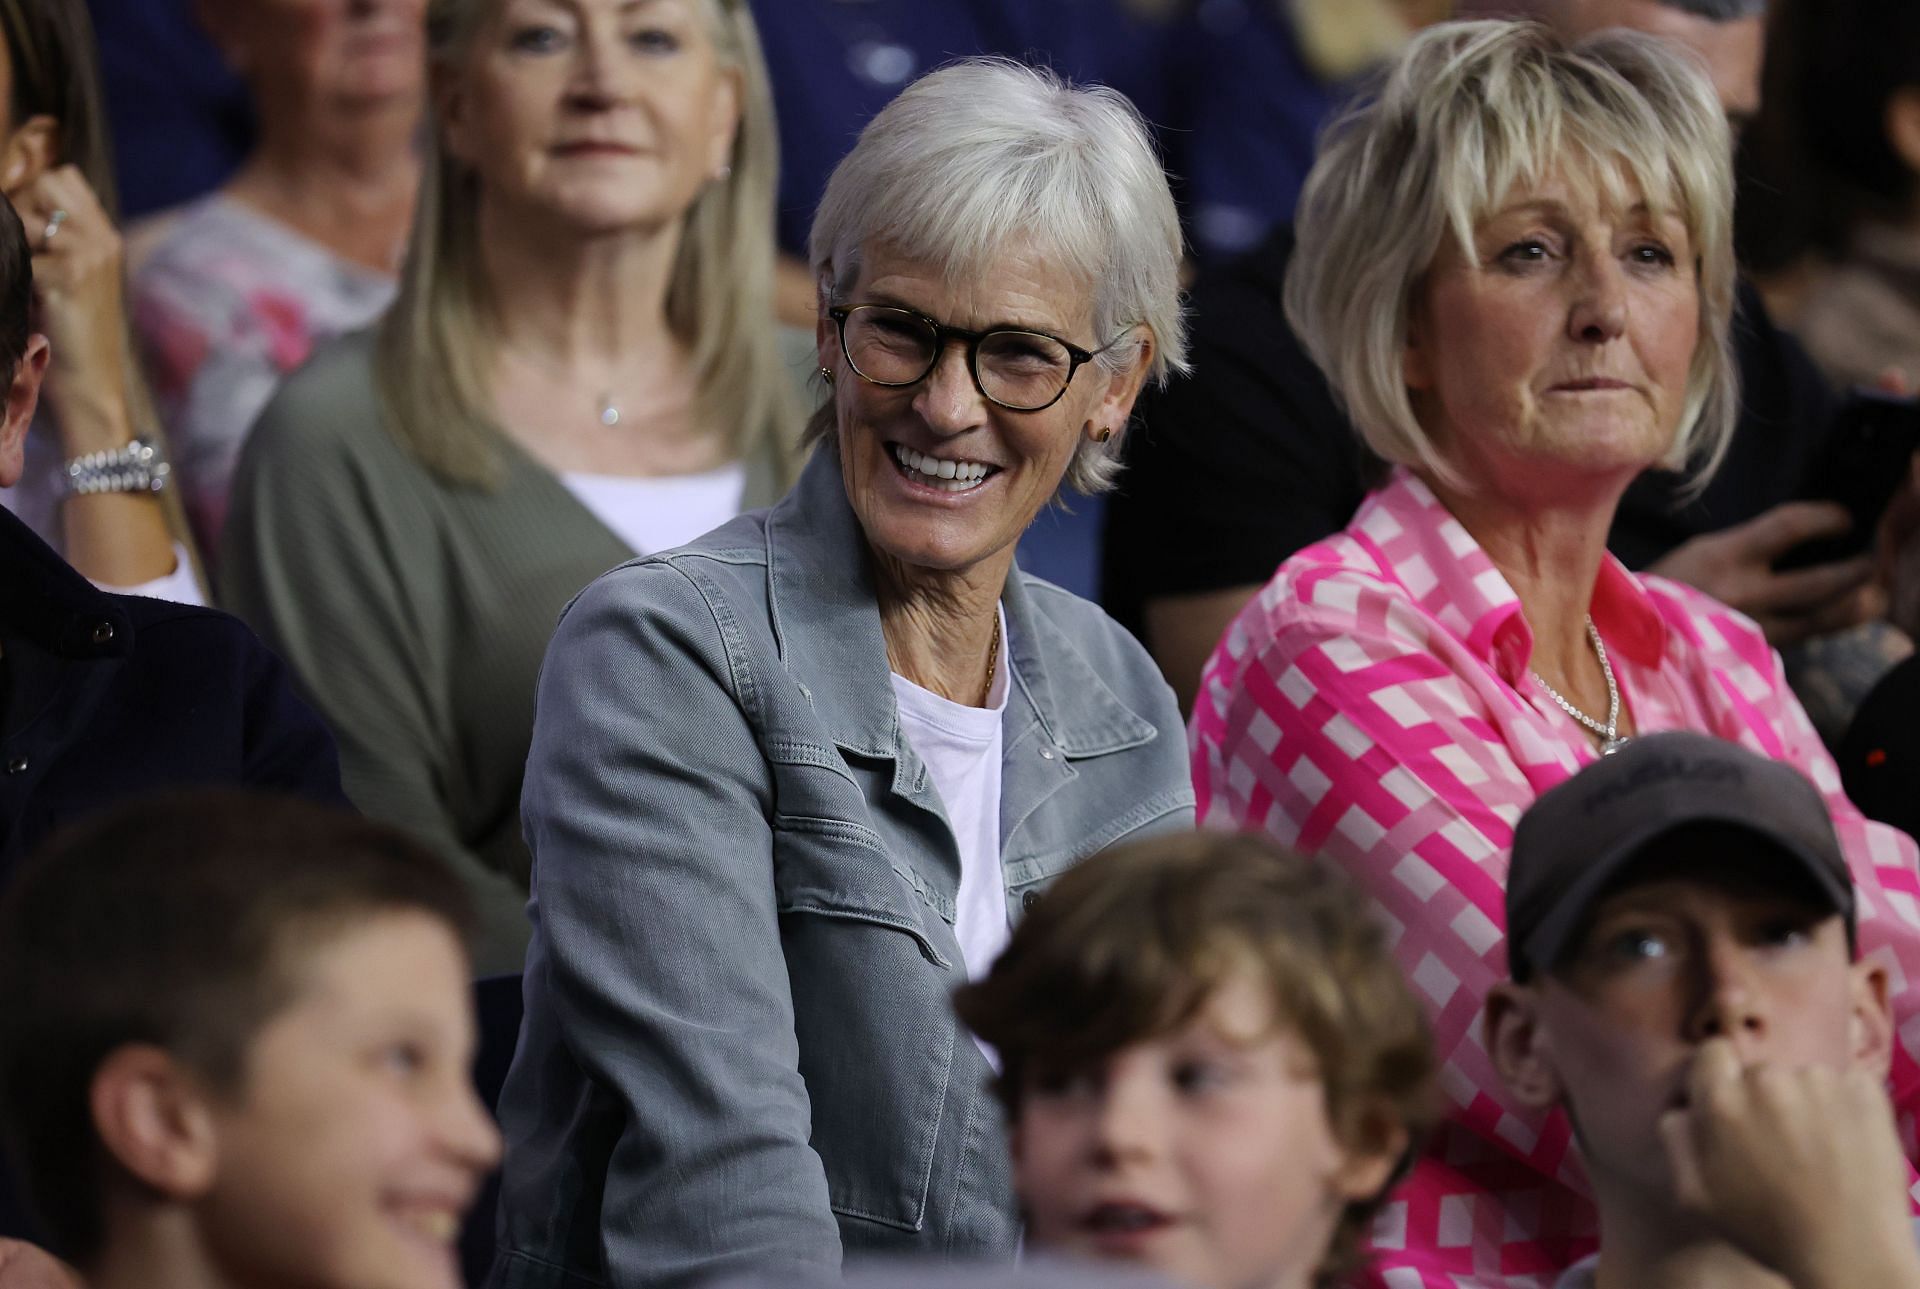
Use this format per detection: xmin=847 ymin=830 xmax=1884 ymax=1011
xmin=771 ymin=759 xmax=959 ymax=1233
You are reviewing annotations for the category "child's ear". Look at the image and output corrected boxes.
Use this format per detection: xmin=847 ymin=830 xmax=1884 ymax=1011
xmin=1847 ymin=957 xmax=1895 ymax=1081
xmin=1331 ymin=1103 xmax=1410 ymax=1202
xmin=89 ymin=1045 xmax=220 ymax=1200
xmin=1483 ymin=982 xmax=1562 ymax=1109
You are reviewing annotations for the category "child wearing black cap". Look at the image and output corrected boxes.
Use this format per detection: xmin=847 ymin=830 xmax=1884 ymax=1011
xmin=1484 ymin=731 xmax=1920 ymax=1289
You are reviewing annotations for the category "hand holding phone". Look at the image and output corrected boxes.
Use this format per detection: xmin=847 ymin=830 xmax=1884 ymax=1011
xmin=1775 ymin=389 xmax=1920 ymax=572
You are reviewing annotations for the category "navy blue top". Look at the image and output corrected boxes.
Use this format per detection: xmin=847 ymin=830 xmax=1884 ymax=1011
xmin=0 ymin=504 xmax=344 ymax=1241
xmin=86 ymin=0 xmax=253 ymax=217
xmin=749 ymin=0 xmax=1168 ymax=256
xmin=1162 ymin=0 xmax=1358 ymax=263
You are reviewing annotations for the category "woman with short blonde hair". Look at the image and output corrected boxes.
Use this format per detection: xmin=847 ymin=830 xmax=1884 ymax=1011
xmin=222 ymin=0 xmax=801 ymax=974
xmin=1191 ymin=20 xmax=1920 ymax=1284
xmin=1285 ymin=17 xmax=1739 ymax=489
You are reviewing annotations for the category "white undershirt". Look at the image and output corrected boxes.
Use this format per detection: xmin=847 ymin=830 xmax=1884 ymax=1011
xmin=890 ymin=606 xmax=1013 ymax=1014
xmin=559 ymin=463 xmax=747 ymax=558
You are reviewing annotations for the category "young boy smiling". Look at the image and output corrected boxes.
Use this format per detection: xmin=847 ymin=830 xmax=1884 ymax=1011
xmin=955 ymin=832 xmax=1438 ymax=1289
xmin=1485 ymin=731 xmax=1920 ymax=1289
xmin=0 ymin=791 xmax=502 ymax=1289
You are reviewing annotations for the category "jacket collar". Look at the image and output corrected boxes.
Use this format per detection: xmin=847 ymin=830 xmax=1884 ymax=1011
xmin=1347 ymin=468 xmax=1667 ymax=686
xmin=764 ymin=447 xmax=1155 ymax=759
xmin=0 ymin=503 xmax=133 ymax=659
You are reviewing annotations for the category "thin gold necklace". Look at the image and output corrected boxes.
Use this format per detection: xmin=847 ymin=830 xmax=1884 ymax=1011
xmin=979 ymin=614 xmax=1002 ymax=708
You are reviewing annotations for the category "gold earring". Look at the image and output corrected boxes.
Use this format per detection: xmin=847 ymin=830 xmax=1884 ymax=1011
xmin=1095 ymin=426 xmax=1113 ymax=443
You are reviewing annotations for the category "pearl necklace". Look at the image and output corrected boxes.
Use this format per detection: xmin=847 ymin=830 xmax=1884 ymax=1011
xmin=1532 ymin=616 xmax=1629 ymax=755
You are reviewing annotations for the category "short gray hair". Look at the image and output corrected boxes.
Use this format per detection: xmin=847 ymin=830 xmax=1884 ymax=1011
xmin=807 ymin=57 xmax=1187 ymax=496
xmin=1285 ymin=20 xmax=1739 ymax=490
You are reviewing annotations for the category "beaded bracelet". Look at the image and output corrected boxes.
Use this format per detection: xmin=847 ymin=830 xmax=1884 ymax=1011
xmin=64 ymin=436 xmax=170 ymax=496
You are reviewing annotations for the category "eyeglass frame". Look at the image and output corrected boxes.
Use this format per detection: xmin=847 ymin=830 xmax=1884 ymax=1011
xmin=826 ymin=303 xmax=1125 ymax=412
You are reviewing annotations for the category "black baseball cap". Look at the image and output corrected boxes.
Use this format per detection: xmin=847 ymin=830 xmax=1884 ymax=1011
xmin=1506 ymin=731 xmax=1854 ymax=981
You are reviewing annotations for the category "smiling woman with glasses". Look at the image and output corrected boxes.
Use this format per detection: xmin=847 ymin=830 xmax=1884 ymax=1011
xmin=494 ymin=55 xmax=1195 ymax=1287
xmin=827 ymin=302 xmax=1122 ymax=411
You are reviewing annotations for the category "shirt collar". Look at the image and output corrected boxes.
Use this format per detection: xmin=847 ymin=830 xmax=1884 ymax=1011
xmin=0 ymin=503 xmax=132 ymax=659
xmin=1349 ymin=468 xmax=1667 ymax=684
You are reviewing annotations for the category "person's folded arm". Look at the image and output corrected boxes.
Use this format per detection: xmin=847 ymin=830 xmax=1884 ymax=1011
xmin=518 ymin=561 xmax=841 ymax=1288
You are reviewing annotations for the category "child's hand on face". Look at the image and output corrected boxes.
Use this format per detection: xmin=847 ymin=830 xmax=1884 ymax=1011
xmin=1658 ymin=1037 xmax=1920 ymax=1289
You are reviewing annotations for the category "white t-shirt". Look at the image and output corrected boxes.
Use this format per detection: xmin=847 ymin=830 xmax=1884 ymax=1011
xmin=890 ymin=607 xmax=1014 ymax=1009
xmin=560 ymin=463 xmax=747 ymax=558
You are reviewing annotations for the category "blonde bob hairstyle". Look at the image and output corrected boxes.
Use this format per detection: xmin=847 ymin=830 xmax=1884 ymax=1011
xmin=807 ymin=57 xmax=1188 ymax=497
xmin=376 ymin=0 xmax=796 ymax=488
xmin=1285 ymin=20 xmax=1739 ymax=491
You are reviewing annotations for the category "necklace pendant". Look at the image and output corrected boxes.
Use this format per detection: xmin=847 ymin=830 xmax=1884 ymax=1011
xmin=597 ymin=394 xmax=621 ymax=427
xmin=1601 ymin=734 xmax=1631 ymax=756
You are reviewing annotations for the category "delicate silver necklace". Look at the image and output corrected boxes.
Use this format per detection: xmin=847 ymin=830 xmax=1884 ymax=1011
xmin=503 ymin=346 xmax=625 ymax=427
xmin=1532 ymin=615 xmax=1629 ymax=755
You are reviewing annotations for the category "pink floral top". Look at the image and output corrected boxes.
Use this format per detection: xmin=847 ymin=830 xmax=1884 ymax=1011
xmin=1191 ymin=468 xmax=1920 ymax=1288
xmin=132 ymin=196 xmax=395 ymax=553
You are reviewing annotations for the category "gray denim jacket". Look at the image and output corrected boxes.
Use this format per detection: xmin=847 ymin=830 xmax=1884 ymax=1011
xmin=489 ymin=450 xmax=1194 ymax=1289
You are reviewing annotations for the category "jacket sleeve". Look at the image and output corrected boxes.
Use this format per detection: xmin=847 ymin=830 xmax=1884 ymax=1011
xmin=236 ymin=624 xmax=347 ymax=805
xmin=514 ymin=558 xmax=841 ymax=1286
xmin=216 ymin=363 xmax=531 ymax=970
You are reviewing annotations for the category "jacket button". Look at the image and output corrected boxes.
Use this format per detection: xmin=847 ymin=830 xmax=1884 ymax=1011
xmin=1022 ymin=890 xmax=1040 ymax=912
xmin=5 ymin=755 xmax=27 ymax=775
xmin=1039 ymin=746 xmax=1056 ymax=761
xmin=91 ymin=621 xmax=115 ymax=645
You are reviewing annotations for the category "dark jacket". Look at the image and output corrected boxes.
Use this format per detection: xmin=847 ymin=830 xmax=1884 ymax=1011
xmin=0 ymin=503 xmax=344 ymax=1239
xmin=0 ymin=506 xmax=344 ymax=876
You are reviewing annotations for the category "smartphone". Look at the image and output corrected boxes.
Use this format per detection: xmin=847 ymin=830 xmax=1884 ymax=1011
xmin=1775 ymin=389 xmax=1920 ymax=572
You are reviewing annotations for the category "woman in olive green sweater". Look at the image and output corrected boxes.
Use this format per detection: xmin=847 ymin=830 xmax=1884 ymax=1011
xmin=221 ymin=0 xmax=800 ymax=974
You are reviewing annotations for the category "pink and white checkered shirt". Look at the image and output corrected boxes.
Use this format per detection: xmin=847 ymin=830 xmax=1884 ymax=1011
xmin=1191 ymin=468 xmax=1920 ymax=1288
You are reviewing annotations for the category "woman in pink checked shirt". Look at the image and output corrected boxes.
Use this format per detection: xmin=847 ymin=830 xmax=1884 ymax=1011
xmin=1190 ymin=20 xmax=1920 ymax=1289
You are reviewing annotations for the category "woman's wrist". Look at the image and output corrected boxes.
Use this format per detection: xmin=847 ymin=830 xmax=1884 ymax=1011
xmin=48 ymin=380 xmax=137 ymax=456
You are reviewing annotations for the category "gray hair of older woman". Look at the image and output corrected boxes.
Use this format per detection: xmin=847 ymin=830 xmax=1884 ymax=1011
xmin=806 ymin=57 xmax=1189 ymax=497
xmin=1285 ymin=20 xmax=1740 ymax=492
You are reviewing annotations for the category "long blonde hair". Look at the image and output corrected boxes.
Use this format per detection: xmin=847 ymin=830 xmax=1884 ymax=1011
xmin=376 ymin=0 xmax=795 ymax=489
